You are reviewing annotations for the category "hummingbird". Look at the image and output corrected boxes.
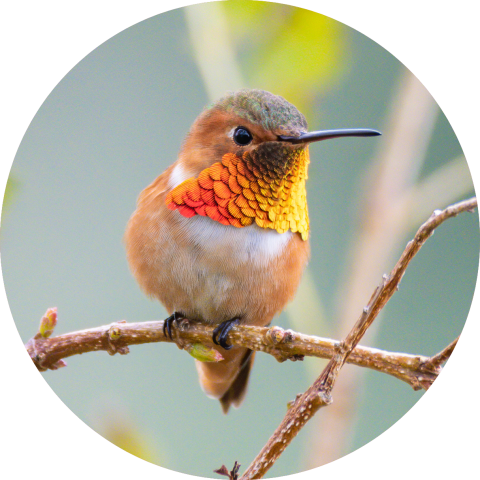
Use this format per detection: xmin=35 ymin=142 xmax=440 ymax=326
xmin=125 ymin=89 xmax=380 ymax=413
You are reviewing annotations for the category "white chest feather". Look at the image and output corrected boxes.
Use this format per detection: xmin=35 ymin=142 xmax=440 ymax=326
xmin=181 ymin=214 xmax=293 ymax=265
xmin=168 ymin=160 xmax=293 ymax=264
xmin=169 ymin=214 xmax=294 ymax=320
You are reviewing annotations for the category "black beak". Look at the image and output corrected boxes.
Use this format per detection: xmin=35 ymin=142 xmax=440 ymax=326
xmin=278 ymin=128 xmax=382 ymax=144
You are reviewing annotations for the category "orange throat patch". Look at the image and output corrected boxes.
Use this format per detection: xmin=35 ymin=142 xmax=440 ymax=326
xmin=166 ymin=148 xmax=310 ymax=240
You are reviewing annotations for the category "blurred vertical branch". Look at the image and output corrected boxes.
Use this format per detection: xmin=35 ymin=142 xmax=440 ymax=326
xmin=184 ymin=3 xmax=245 ymax=100
xmin=305 ymin=71 xmax=474 ymax=468
xmin=183 ymin=2 xmax=332 ymax=353
xmin=183 ymin=2 xmax=475 ymax=474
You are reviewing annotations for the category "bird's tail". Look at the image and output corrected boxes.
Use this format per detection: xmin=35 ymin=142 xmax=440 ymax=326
xmin=195 ymin=347 xmax=255 ymax=414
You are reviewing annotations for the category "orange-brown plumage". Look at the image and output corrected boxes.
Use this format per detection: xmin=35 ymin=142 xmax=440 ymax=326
xmin=125 ymin=89 xmax=380 ymax=413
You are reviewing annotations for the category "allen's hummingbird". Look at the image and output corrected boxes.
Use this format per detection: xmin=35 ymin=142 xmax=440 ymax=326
xmin=125 ymin=89 xmax=380 ymax=413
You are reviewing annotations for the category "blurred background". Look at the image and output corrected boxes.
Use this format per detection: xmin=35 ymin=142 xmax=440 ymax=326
xmin=2 ymin=1 xmax=478 ymax=477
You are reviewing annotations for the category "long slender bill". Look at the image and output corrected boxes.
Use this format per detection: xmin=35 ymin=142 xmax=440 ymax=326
xmin=279 ymin=128 xmax=381 ymax=144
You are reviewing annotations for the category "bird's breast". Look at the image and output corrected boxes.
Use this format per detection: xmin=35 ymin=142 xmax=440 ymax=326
xmin=181 ymin=214 xmax=294 ymax=266
xmin=126 ymin=166 xmax=310 ymax=325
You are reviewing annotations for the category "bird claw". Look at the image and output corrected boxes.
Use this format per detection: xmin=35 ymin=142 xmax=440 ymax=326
xmin=212 ymin=318 xmax=240 ymax=350
xmin=163 ymin=312 xmax=184 ymax=339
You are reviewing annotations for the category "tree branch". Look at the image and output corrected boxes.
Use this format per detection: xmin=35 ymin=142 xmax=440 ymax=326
xmin=23 ymin=197 xmax=476 ymax=479
xmin=25 ymin=314 xmax=448 ymax=391
xmin=238 ymin=196 xmax=477 ymax=479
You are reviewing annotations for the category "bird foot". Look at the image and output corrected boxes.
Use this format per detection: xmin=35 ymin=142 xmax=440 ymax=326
xmin=212 ymin=318 xmax=240 ymax=350
xmin=163 ymin=312 xmax=185 ymax=339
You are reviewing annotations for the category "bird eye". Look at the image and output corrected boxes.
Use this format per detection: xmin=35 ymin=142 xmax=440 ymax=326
xmin=233 ymin=126 xmax=253 ymax=146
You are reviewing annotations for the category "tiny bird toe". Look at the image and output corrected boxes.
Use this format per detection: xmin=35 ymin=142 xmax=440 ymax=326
xmin=212 ymin=318 xmax=240 ymax=350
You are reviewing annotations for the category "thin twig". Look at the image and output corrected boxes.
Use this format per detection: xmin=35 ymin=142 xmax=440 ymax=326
xmin=426 ymin=338 xmax=459 ymax=370
xmin=25 ymin=316 xmax=448 ymax=390
xmin=306 ymin=72 xmax=442 ymax=468
xmin=23 ymin=197 xmax=476 ymax=480
xmin=238 ymin=197 xmax=476 ymax=480
xmin=25 ymin=197 xmax=476 ymax=387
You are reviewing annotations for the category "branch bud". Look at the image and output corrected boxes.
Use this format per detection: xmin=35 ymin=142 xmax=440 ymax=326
xmin=39 ymin=307 xmax=58 ymax=338
xmin=186 ymin=343 xmax=224 ymax=362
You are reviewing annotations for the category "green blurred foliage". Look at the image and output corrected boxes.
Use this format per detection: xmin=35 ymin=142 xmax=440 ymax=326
xmin=2 ymin=175 xmax=19 ymax=215
xmin=223 ymin=1 xmax=349 ymax=115
xmin=100 ymin=408 xmax=163 ymax=465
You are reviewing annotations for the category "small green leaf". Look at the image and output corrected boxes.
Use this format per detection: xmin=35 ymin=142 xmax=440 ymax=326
xmin=186 ymin=343 xmax=224 ymax=362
